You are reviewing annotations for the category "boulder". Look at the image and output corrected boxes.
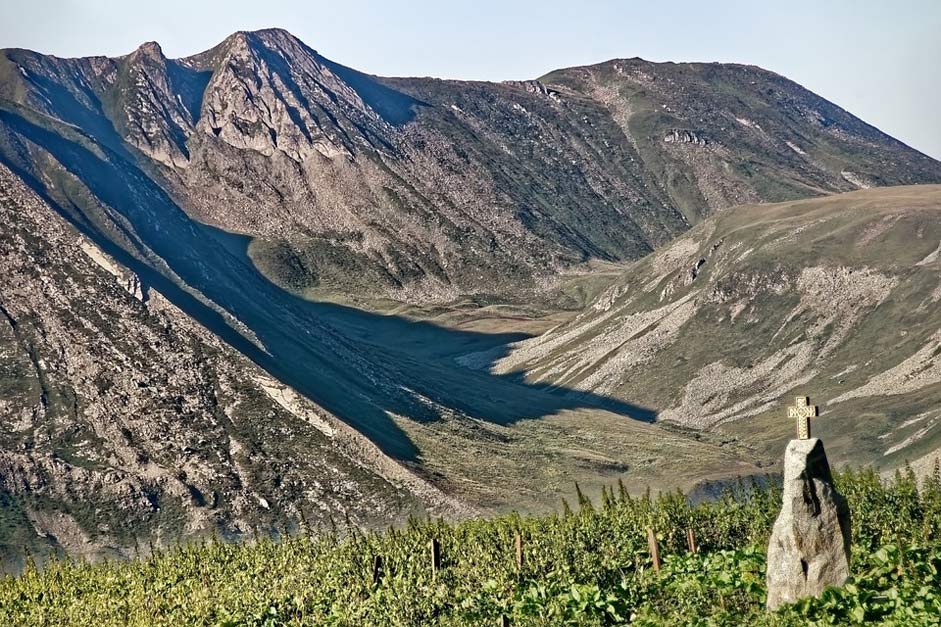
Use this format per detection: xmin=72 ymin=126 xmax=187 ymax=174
xmin=766 ymin=438 xmax=851 ymax=610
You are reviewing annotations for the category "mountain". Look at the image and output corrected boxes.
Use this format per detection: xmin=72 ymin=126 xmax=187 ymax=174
xmin=1 ymin=28 xmax=938 ymax=303
xmin=0 ymin=28 xmax=940 ymax=562
xmin=0 ymin=163 xmax=470 ymax=566
xmin=486 ymin=185 xmax=941 ymax=474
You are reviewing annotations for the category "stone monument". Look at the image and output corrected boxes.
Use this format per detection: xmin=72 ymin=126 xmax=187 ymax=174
xmin=766 ymin=396 xmax=852 ymax=610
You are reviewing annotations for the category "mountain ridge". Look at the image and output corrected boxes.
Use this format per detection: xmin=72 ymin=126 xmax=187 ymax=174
xmin=3 ymin=28 xmax=938 ymax=302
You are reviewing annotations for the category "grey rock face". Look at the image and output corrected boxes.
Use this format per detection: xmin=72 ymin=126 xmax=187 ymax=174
xmin=766 ymin=438 xmax=851 ymax=609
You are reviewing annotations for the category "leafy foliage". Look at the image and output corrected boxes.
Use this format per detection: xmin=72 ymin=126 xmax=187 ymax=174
xmin=2 ymin=468 xmax=940 ymax=625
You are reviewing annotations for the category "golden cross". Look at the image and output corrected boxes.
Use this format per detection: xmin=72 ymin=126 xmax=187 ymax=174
xmin=787 ymin=396 xmax=818 ymax=440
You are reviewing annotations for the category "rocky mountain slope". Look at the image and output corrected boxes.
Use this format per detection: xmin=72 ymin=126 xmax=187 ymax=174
xmin=1 ymin=28 xmax=938 ymax=302
xmin=486 ymin=185 xmax=941 ymax=473
xmin=0 ymin=164 xmax=464 ymax=567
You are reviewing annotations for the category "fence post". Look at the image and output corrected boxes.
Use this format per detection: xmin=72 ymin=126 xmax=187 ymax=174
xmin=514 ymin=532 xmax=523 ymax=569
xmin=372 ymin=554 xmax=384 ymax=585
xmin=686 ymin=528 xmax=698 ymax=554
xmin=646 ymin=527 xmax=661 ymax=573
xmin=430 ymin=538 xmax=441 ymax=578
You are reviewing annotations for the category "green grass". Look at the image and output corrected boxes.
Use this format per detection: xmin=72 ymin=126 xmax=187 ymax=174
xmin=3 ymin=467 xmax=940 ymax=626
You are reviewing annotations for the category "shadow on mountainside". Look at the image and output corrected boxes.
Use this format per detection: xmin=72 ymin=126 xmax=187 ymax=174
xmin=0 ymin=108 xmax=656 ymax=463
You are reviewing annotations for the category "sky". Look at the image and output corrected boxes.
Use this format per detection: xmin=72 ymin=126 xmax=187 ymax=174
xmin=2 ymin=0 xmax=940 ymax=159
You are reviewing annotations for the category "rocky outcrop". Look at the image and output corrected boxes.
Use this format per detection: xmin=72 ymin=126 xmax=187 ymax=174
xmin=194 ymin=30 xmax=370 ymax=162
xmin=766 ymin=438 xmax=851 ymax=610
xmin=664 ymin=129 xmax=709 ymax=146
xmin=117 ymin=41 xmax=202 ymax=168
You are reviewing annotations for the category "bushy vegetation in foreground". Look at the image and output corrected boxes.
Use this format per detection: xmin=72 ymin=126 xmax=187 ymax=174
xmin=2 ymin=468 xmax=941 ymax=626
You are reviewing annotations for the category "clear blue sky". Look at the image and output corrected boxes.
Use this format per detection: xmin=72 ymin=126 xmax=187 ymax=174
xmin=2 ymin=0 xmax=940 ymax=159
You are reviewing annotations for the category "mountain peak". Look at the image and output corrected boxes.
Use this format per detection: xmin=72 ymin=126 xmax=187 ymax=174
xmin=246 ymin=27 xmax=302 ymax=42
xmin=227 ymin=27 xmax=312 ymax=56
xmin=133 ymin=41 xmax=165 ymax=60
xmin=182 ymin=27 xmax=315 ymax=72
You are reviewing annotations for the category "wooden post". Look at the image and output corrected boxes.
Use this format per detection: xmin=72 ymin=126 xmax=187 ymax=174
xmin=430 ymin=538 xmax=441 ymax=578
xmin=646 ymin=527 xmax=661 ymax=573
xmin=686 ymin=528 xmax=698 ymax=554
xmin=372 ymin=555 xmax=383 ymax=585
xmin=514 ymin=532 xmax=523 ymax=569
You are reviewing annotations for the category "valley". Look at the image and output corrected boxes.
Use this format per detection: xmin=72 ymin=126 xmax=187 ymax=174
xmin=0 ymin=27 xmax=940 ymax=564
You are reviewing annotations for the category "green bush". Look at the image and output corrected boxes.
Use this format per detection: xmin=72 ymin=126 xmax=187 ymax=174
xmin=1 ymin=468 xmax=939 ymax=626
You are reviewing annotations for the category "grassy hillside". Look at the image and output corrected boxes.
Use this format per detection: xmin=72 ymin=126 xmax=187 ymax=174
xmin=488 ymin=185 xmax=941 ymax=474
xmin=540 ymin=60 xmax=941 ymax=223
xmin=3 ymin=467 xmax=940 ymax=626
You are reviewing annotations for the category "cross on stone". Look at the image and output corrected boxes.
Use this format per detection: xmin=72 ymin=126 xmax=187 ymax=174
xmin=788 ymin=396 xmax=818 ymax=440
